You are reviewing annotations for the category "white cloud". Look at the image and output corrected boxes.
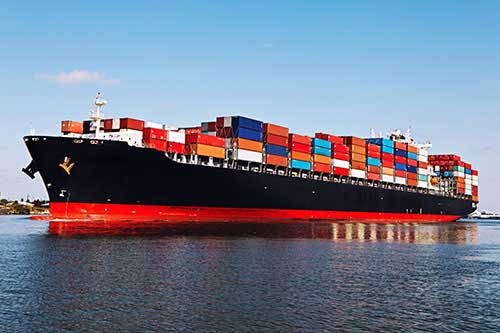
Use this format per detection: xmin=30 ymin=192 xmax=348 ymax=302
xmin=34 ymin=70 xmax=119 ymax=85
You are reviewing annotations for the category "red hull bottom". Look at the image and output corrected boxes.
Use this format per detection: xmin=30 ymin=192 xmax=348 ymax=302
xmin=50 ymin=202 xmax=461 ymax=223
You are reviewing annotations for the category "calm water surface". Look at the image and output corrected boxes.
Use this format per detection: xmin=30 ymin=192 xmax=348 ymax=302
xmin=1 ymin=216 xmax=500 ymax=332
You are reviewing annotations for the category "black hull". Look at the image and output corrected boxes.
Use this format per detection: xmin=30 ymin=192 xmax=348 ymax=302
xmin=23 ymin=136 xmax=476 ymax=221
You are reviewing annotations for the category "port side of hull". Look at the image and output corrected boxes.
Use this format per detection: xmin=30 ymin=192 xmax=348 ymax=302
xmin=50 ymin=202 xmax=461 ymax=223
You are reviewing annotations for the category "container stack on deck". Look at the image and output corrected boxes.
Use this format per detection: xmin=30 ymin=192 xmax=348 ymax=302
xmin=165 ymin=130 xmax=185 ymax=154
xmin=393 ymin=142 xmax=407 ymax=185
xmin=341 ymin=136 xmax=367 ymax=179
xmin=185 ymin=133 xmax=226 ymax=159
xmin=289 ymin=134 xmax=312 ymax=171
xmin=428 ymin=154 xmax=478 ymax=200
xmin=263 ymin=123 xmax=289 ymax=167
xmin=316 ymin=133 xmax=349 ymax=177
xmin=201 ymin=121 xmax=216 ymax=135
xmin=61 ymin=120 xmax=84 ymax=135
xmin=417 ymin=147 xmax=429 ymax=188
xmin=227 ymin=116 xmax=263 ymax=163
xmin=406 ymin=143 xmax=418 ymax=187
xmin=366 ymin=138 xmax=395 ymax=183
xmin=143 ymin=126 xmax=167 ymax=152
xmin=311 ymin=138 xmax=332 ymax=173
xmin=366 ymin=143 xmax=381 ymax=181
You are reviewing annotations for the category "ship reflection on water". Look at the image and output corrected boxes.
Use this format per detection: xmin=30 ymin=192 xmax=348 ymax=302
xmin=48 ymin=220 xmax=478 ymax=244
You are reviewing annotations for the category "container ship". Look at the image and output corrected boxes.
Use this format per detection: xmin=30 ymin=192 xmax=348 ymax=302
xmin=23 ymin=94 xmax=478 ymax=224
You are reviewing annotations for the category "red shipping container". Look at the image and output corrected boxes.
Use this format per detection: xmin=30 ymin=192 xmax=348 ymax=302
xmin=351 ymin=161 xmax=366 ymax=170
xmin=182 ymin=127 xmax=202 ymax=135
xmin=313 ymin=162 xmax=330 ymax=173
xmin=216 ymin=127 xmax=232 ymax=138
xmin=61 ymin=120 xmax=83 ymax=134
xmin=368 ymin=165 xmax=380 ymax=174
xmin=395 ymin=170 xmax=406 ymax=178
xmin=367 ymin=144 xmax=381 ymax=153
xmin=265 ymin=133 xmax=288 ymax=147
xmin=367 ymin=151 xmax=381 ymax=159
xmin=407 ymin=159 xmax=418 ymax=167
xmin=458 ymin=161 xmax=465 ymax=167
xmin=185 ymin=133 xmax=225 ymax=147
xmin=382 ymin=153 xmax=394 ymax=161
xmin=332 ymin=144 xmax=350 ymax=154
xmin=418 ymin=161 xmax=428 ymax=169
xmin=166 ymin=142 xmax=185 ymax=154
xmin=472 ymin=170 xmax=478 ymax=176
xmin=120 ymin=118 xmax=144 ymax=131
xmin=407 ymin=172 xmax=417 ymax=180
xmin=264 ymin=123 xmax=289 ymax=137
xmin=215 ymin=117 xmax=226 ymax=128
xmin=144 ymin=139 xmax=167 ymax=152
xmin=407 ymin=179 xmax=418 ymax=186
xmin=289 ymin=142 xmax=311 ymax=154
xmin=103 ymin=119 xmax=113 ymax=131
xmin=332 ymin=167 xmax=349 ymax=176
xmin=289 ymin=133 xmax=311 ymax=146
xmin=315 ymin=133 xmax=343 ymax=144
xmin=394 ymin=142 xmax=406 ymax=150
xmin=332 ymin=152 xmax=350 ymax=161
xmin=367 ymin=172 xmax=381 ymax=181
xmin=382 ymin=159 xmax=394 ymax=167
xmin=201 ymin=121 xmax=216 ymax=131
xmin=143 ymin=127 xmax=167 ymax=140
xmin=464 ymin=162 xmax=472 ymax=170
xmin=395 ymin=156 xmax=406 ymax=164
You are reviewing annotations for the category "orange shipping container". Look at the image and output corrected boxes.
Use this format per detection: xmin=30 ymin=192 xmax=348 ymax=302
xmin=289 ymin=133 xmax=311 ymax=146
xmin=407 ymin=144 xmax=418 ymax=154
xmin=382 ymin=167 xmax=394 ymax=175
xmin=187 ymin=144 xmax=225 ymax=159
xmin=265 ymin=154 xmax=288 ymax=167
xmin=263 ymin=123 xmax=289 ymax=137
xmin=231 ymin=138 xmax=262 ymax=152
xmin=350 ymin=145 xmax=366 ymax=155
xmin=290 ymin=151 xmax=311 ymax=162
xmin=61 ymin=120 xmax=83 ymax=134
xmin=351 ymin=152 xmax=366 ymax=163
xmin=341 ymin=136 xmax=366 ymax=147
xmin=312 ymin=154 xmax=331 ymax=164
xmin=351 ymin=161 xmax=366 ymax=170
xmin=394 ymin=142 xmax=407 ymax=150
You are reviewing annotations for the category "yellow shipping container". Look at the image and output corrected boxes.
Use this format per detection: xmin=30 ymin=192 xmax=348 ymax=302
xmin=312 ymin=154 xmax=331 ymax=164
xmin=188 ymin=144 xmax=225 ymax=159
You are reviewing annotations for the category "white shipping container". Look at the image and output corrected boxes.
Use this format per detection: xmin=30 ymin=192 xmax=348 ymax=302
xmin=235 ymin=149 xmax=262 ymax=163
xmin=332 ymin=159 xmax=349 ymax=169
xmin=453 ymin=171 xmax=465 ymax=178
xmin=166 ymin=131 xmax=185 ymax=144
xmin=395 ymin=177 xmax=406 ymax=185
xmin=472 ymin=175 xmax=478 ymax=182
xmin=417 ymin=181 xmax=428 ymax=188
xmin=472 ymin=180 xmax=478 ymax=186
xmin=351 ymin=169 xmax=366 ymax=179
xmin=418 ymin=155 xmax=428 ymax=163
xmin=382 ymin=175 xmax=394 ymax=183
xmin=417 ymin=168 xmax=428 ymax=175
xmin=417 ymin=148 xmax=428 ymax=157
xmin=144 ymin=121 xmax=163 ymax=129
xmin=111 ymin=118 xmax=120 ymax=130
xmin=163 ymin=125 xmax=179 ymax=131
xmin=223 ymin=116 xmax=232 ymax=127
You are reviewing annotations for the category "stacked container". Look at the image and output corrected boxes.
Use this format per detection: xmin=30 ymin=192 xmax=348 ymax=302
xmin=341 ymin=136 xmax=367 ymax=178
xmin=316 ymin=133 xmax=350 ymax=177
xmin=472 ymin=170 xmax=479 ymax=202
xmin=143 ymin=127 xmax=167 ymax=152
xmin=289 ymin=134 xmax=312 ymax=170
xmin=185 ymin=133 xmax=225 ymax=159
xmin=366 ymin=143 xmax=381 ymax=181
xmin=215 ymin=117 xmax=232 ymax=138
xmin=428 ymin=155 xmax=470 ymax=196
xmin=417 ymin=147 xmax=429 ymax=188
xmin=201 ymin=121 xmax=216 ymax=135
xmin=263 ymin=123 xmax=289 ymax=167
xmin=406 ymin=144 xmax=418 ymax=187
xmin=394 ymin=142 xmax=407 ymax=185
xmin=311 ymin=138 xmax=332 ymax=173
xmin=228 ymin=116 xmax=263 ymax=163
xmin=366 ymin=138 xmax=395 ymax=183
xmin=166 ymin=130 xmax=186 ymax=154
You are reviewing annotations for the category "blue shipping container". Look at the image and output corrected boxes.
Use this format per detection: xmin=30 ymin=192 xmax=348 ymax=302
xmin=444 ymin=171 xmax=453 ymax=177
xmin=366 ymin=138 xmax=394 ymax=148
xmin=312 ymin=146 xmax=331 ymax=157
xmin=465 ymin=169 xmax=472 ymax=175
xmin=395 ymin=163 xmax=407 ymax=171
xmin=395 ymin=149 xmax=406 ymax=157
xmin=407 ymin=165 xmax=417 ymax=173
xmin=367 ymin=157 xmax=381 ymax=166
xmin=407 ymin=152 xmax=417 ymax=160
xmin=381 ymin=146 xmax=394 ymax=154
xmin=418 ymin=174 xmax=428 ymax=181
xmin=266 ymin=144 xmax=288 ymax=157
xmin=311 ymin=138 xmax=332 ymax=150
xmin=290 ymin=159 xmax=311 ymax=170
xmin=232 ymin=127 xmax=263 ymax=142
xmin=231 ymin=116 xmax=263 ymax=131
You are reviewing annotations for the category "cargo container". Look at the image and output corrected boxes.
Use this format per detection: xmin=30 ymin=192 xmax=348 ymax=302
xmin=265 ymin=143 xmax=287 ymax=157
xmin=231 ymin=127 xmax=263 ymax=142
xmin=264 ymin=133 xmax=288 ymax=147
xmin=144 ymin=139 xmax=167 ymax=152
xmin=229 ymin=138 xmax=263 ymax=152
xmin=332 ymin=167 xmax=350 ymax=176
xmin=265 ymin=154 xmax=288 ymax=167
xmin=290 ymin=151 xmax=311 ymax=162
xmin=231 ymin=116 xmax=263 ymax=132
xmin=290 ymin=159 xmax=311 ymax=170
xmin=186 ymin=133 xmax=225 ymax=147
xmin=332 ymin=159 xmax=349 ymax=169
xmin=315 ymin=133 xmax=343 ymax=144
xmin=166 ymin=130 xmax=185 ymax=144
xmin=289 ymin=142 xmax=310 ymax=154
xmin=332 ymin=143 xmax=350 ymax=154
xmin=233 ymin=148 xmax=263 ymax=163
xmin=120 ymin=118 xmax=144 ymax=131
xmin=263 ymin=123 xmax=289 ymax=138
xmin=351 ymin=169 xmax=367 ymax=179
xmin=201 ymin=121 xmax=216 ymax=132
xmin=312 ymin=154 xmax=331 ymax=165
xmin=166 ymin=142 xmax=185 ymax=154
xmin=143 ymin=127 xmax=167 ymax=141
xmin=312 ymin=146 xmax=331 ymax=157
xmin=187 ymin=143 xmax=225 ymax=159
xmin=61 ymin=120 xmax=83 ymax=134
xmin=313 ymin=162 xmax=330 ymax=173
xmin=289 ymin=134 xmax=311 ymax=146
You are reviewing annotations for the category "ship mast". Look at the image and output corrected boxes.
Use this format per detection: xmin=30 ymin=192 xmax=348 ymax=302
xmin=90 ymin=92 xmax=107 ymax=138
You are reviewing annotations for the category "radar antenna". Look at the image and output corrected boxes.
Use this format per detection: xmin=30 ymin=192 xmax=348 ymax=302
xmin=90 ymin=92 xmax=107 ymax=137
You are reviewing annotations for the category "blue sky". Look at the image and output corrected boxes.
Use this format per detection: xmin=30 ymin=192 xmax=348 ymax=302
xmin=1 ymin=1 xmax=499 ymax=210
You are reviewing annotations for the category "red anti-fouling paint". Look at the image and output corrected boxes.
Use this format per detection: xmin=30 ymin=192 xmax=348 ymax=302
xmin=49 ymin=202 xmax=461 ymax=223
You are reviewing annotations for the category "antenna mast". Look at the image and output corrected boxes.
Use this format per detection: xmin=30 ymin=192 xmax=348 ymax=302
xmin=90 ymin=92 xmax=107 ymax=138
